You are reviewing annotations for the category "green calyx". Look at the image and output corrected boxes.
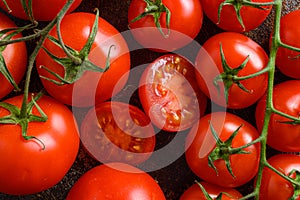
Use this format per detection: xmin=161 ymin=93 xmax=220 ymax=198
xmin=288 ymin=170 xmax=300 ymax=200
xmin=195 ymin=180 xmax=231 ymax=200
xmin=129 ymin=0 xmax=171 ymax=38
xmin=218 ymin=0 xmax=270 ymax=31
xmin=40 ymin=8 xmax=111 ymax=85
xmin=0 ymin=23 xmax=36 ymax=92
xmin=208 ymin=122 xmax=249 ymax=177
xmin=0 ymin=92 xmax=47 ymax=150
xmin=213 ymin=43 xmax=251 ymax=104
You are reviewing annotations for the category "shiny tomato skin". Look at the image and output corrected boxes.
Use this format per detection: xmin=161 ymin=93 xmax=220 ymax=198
xmin=80 ymin=101 xmax=156 ymax=165
xmin=0 ymin=13 xmax=27 ymax=99
xmin=255 ymin=80 xmax=300 ymax=152
xmin=0 ymin=94 xmax=79 ymax=195
xmin=36 ymin=12 xmax=130 ymax=107
xmin=200 ymin=0 xmax=272 ymax=32
xmin=0 ymin=0 xmax=82 ymax=21
xmin=259 ymin=154 xmax=300 ymax=200
xmin=128 ymin=0 xmax=203 ymax=51
xmin=185 ymin=112 xmax=260 ymax=188
xmin=139 ymin=54 xmax=207 ymax=132
xmin=195 ymin=32 xmax=268 ymax=109
xmin=275 ymin=10 xmax=300 ymax=79
xmin=180 ymin=181 xmax=243 ymax=200
xmin=66 ymin=162 xmax=166 ymax=200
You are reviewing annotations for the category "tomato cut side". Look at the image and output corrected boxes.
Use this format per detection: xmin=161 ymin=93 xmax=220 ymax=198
xmin=139 ymin=54 xmax=207 ymax=132
xmin=80 ymin=101 xmax=156 ymax=165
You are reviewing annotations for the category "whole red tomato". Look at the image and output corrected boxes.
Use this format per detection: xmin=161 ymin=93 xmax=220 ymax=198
xmin=200 ymin=0 xmax=273 ymax=32
xmin=128 ymin=0 xmax=203 ymax=51
xmin=275 ymin=9 xmax=300 ymax=79
xmin=139 ymin=54 xmax=207 ymax=132
xmin=35 ymin=12 xmax=130 ymax=107
xmin=0 ymin=0 xmax=82 ymax=21
xmin=66 ymin=162 xmax=166 ymax=200
xmin=0 ymin=12 xmax=27 ymax=99
xmin=259 ymin=154 xmax=300 ymax=200
xmin=255 ymin=80 xmax=300 ymax=152
xmin=185 ymin=112 xmax=260 ymax=187
xmin=80 ymin=101 xmax=156 ymax=165
xmin=195 ymin=32 xmax=268 ymax=109
xmin=0 ymin=94 xmax=79 ymax=195
xmin=180 ymin=181 xmax=243 ymax=200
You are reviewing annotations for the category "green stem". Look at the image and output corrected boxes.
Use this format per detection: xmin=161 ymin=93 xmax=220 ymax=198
xmin=253 ymin=0 xmax=282 ymax=199
xmin=235 ymin=66 xmax=270 ymax=81
xmin=19 ymin=0 xmax=75 ymax=118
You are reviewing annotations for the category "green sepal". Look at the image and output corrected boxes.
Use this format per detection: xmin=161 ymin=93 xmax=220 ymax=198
xmin=0 ymin=23 xmax=36 ymax=92
xmin=20 ymin=0 xmax=35 ymax=22
xmin=217 ymin=0 xmax=271 ymax=31
xmin=194 ymin=180 xmax=232 ymax=200
xmin=208 ymin=121 xmax=249 ymax=178
xmin=288 ymin=170 xmax=300 ymax=200
xmin=0 ymin=0 xmax=11 ymax=12
xmin=0 ymin=91 xmax=48 ymax=150
xmin=213 ymin=43 xmax=251 ymax=104
xmin=129 ymin=0 xmax=171 ymax=38
xmin=40 ymin=9 xmax=111 ymax=85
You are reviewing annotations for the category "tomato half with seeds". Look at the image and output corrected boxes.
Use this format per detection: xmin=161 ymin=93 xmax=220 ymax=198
xmin=80 ymin=101 xmax=156 ymax=165
xmin=0 ymin=94 xmax=79 ymax=195
xmin=128 ymin=0 xmax=203 ymax=51
xmin=139 ymin=54 xmax=207 ymax=132
xmin=275 ymin=9 xmax=300 ymax=79
xmin=200 ymin=0 xmax=273 ymax=32
xmin=185 ymin=112 xmax=260 ymax=187
xmin=195 ymin=32 xmax=268 ymax=109
xmin=255 ymin=80 xmax=300 ymax=152
xmin=0 ymin=0 xmax=82 ymax=21
xmin=180 ymin=181 xmax=243 ymax=200
xmin=66 ymin=163 xmax=166 ymax=200
xmin=259 ymin=154 xmax=300 ymax=200
xmin=0 ymin=12 xmax=27 ymax=99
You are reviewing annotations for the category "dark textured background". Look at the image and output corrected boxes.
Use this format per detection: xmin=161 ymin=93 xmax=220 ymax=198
xmin=0 ymin=0 xmax=300 ymax=199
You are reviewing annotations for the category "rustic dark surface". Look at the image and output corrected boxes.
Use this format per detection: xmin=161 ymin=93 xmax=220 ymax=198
xmin=0 ymin=0 xmax=299 ymax=199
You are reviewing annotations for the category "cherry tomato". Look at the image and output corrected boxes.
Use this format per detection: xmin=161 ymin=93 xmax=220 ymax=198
xmin=200 ymin=0 xmax=273 ymax=32
xmin=275 ymin=9 xmax=300 ymax=79
xmin=128 ymin=0 xmax=203 ymax=51
xmin=80 ymin=101 xmax=156 ymax=165
xmin=0 ymin=12 xmax=27 ymax=99
xmin=195 ymin=32 xmax=268 ymax=109
xmin=0 ymin=0 xmax=82 ymax=21
xmin=35 ymin=12 xmax=130 ymax=107
xmin=180 ymin=181 xmax=242 ymax=200
xmin=259 ymin=154 xmax=300 ymax=200
xmin=185 ymin=112 xmax=260 ymax=187
xmin=139 ymin=54 xmax=207 ymax=132
xmin=255 ymin=80 xmax=300 ymax=152
xmin=0 ymin=94 xmax=79 ymax=195
xmin=66 ymin=162 xmax=166 ymax=200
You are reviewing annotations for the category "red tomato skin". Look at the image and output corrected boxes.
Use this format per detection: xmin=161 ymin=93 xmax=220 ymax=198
xmin=195 ymin=32 xmax=268 ymax=109
xmin=80 ymin=101 xmax=156 ymax=165
xmin=185 ymin=112 xmax=260 ymax=187
xmin=128 ymin=0 xmax=203 ymax=51
xmin=259 ymin=154 xmax=300 ymax=200
xmin=255 ymin=80 xmax=300 ymax=152
xmin=0 ymin=0 xmax=82 ymax=21
xmin=66 ymin=163 xmax=166 ymax=200
xmin=35 ymin=12 xmax=130 ymax=107
xmin=0 ymin=94 xmax=80 ymax=195
xmin=0 ymin=13 xmax=27 ymax=99
xmin=180 ymin=181 xmax=243 ymax=200
xmin=275 ymin=9 xmax=300 ymax=79
xmin=200 ymin=0 xmax=272 ymax=32
xmin=139 ymin=54 xmax=207 ymax=132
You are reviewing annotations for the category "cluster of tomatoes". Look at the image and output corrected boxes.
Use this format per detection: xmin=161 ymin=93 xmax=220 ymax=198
xmin=0 ymin=0 xmax=300 ymax=199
